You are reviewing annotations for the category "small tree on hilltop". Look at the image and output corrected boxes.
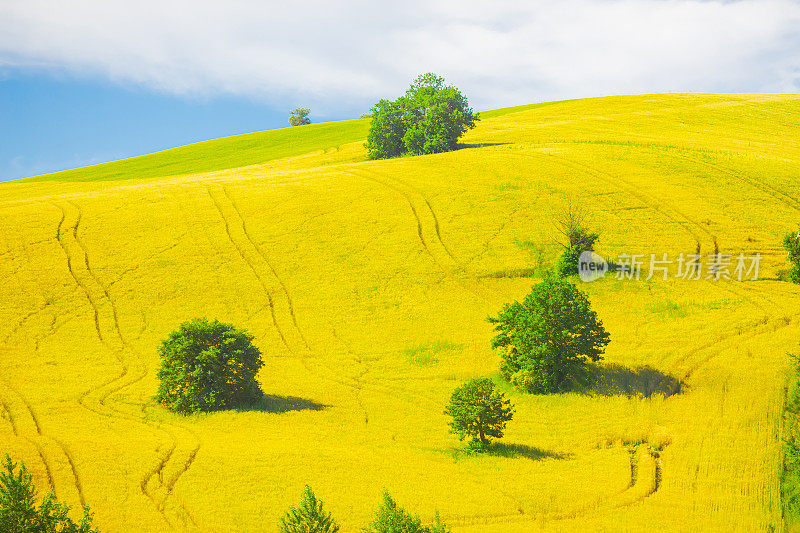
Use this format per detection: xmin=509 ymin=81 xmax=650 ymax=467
xmin=156 ymin=318 xmax=264 ymax=414
xmin=363 ymin=491 xmax=450 ymax=533
xmin=555 ymin=200 xmax=599 ymax=277
xmin=0 ymin=454 xmax=100 ymax=533
xmin=488 ymin=274 xmax=611 ymax=393
xmin=279 ymin=485 xmax=339 ymax=533
xmin=444 ymin=378 xmax=514 ymax=449
xmin=289 ymin=108 xmax=311 ymax=126
xmin=783 ymin=229 xmax=800 ymax=283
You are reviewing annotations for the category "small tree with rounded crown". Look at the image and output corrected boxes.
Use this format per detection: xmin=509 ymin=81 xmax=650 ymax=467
xmin=156 ymin=318 xmax=264 ymax=414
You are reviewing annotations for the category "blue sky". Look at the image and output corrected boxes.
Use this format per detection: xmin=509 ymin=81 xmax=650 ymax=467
xmin=0 ymin=72 xmax=312 ymax=181
xmin=0 ymin=71 xmax=310 ymax=181
xmin=1 ymin=0 xmax=799 ymax=182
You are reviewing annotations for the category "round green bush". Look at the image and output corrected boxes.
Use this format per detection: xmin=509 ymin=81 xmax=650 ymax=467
xmin=156 ymin=318 xmax=264 ymax=413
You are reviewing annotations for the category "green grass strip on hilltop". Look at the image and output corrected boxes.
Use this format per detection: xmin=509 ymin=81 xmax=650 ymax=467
xmin=22 ymin=118 xmax=371 ymax=183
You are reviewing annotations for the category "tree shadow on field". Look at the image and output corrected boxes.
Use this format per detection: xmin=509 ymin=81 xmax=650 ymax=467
xmin=456 ymin=142 xmax=511 ymax=150
xmin=238 ymin=394 xmax=328 ymax=414
xmin=483 ymin=442 xmax=571 ymax=461
xmin=451 ymin=442 xmax=570 ymax=462
xmin=480 ymin=267 xmax=539 ymax=279
xmin=579 ymin=363 xmax=682 ymax=398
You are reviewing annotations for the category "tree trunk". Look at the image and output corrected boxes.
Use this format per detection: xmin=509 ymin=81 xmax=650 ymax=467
xmin=479 ymin=428 xmax=487 ymax=444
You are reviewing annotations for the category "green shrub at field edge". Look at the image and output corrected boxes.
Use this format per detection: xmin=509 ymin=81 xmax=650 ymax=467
xmin=279 ymin=485 xmax=339 ymax=533
xmin=363 ymin=491 xmax=450 ymax=533
xmin=555 ymin=202 xmax=600 ymax=278
xmin=783 ymin=230 xmax=800 ymax=284
xmin=0 ymin=454 xmax=100 ymax=533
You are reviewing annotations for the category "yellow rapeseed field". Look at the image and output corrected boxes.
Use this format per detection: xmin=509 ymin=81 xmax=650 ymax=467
xmin=2 ymin=93 xmax=800 ymax=531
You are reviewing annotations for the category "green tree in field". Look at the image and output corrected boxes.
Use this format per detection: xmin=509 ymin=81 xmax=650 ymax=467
xmin=488 ymin=274 xmax=611 ymax=393
xmin=363 ymin=491 xmax=450 ymax=533
xmin=365 ymin=99 xmax=407 ymax=160
xmin=156 ymin=318 xmax=264 ymax=414
xmin=279 ymin=485 xmax=339 ymax=533
xmin=555 ymin=201 xmax=599 ymax=277
xmin=0 ymin=454 xmax=99 ymax=533
xmin=289 ymin=108 xmax=311 ymax=126
xmin=783 ymin=229 xmax=800 ymax=283
xmin=444 ymin=378 xmax=514 ymax=448
xmin=365 ymin=73 xmax=478 ymax=160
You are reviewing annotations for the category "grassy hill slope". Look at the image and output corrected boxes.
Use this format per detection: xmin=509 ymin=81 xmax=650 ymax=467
xmin=21 ymin=118 xmax=370 ymax=182
xmin=1 ymin=93 xmax=799 ymax=532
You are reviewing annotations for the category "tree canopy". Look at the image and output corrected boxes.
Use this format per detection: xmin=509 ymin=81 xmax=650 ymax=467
xmin=555 ymin=201 xmax=600 ymax=277
xmin=0 ymin=455 xmax=99 ymax=533
xmin=488 ymin=275 xmax=611 ymax=393
xmin=444 ymin=378 xmax=514 ymax=447
xmin=279 ymin=485 xmax=339 ymax=533
xmin=156 ymin=318 xmax=264 ymax=414
xmin=365 ymin=73 xmax=478 ymax=160
xmin=289 ymin=108 xmax=311 ymax=126
xmin=363 ymin=491 xmax=450 ymax=533
xmin=784 ymin=229 xmax=800 ymax=283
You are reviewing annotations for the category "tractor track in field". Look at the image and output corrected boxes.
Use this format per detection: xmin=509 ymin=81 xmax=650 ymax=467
xmin=570 ymin=146 xmax=799 ymax=379
xmin=208 ymin=186 xmax=443 ymax=418
xmin=208 ymin=187 xmax=386 ymax=417
xmin=343 ymin=166 xmax=668 ymax=525
xmin=545 ymin=140 xmax=800 ymax=249
xmin=444 ymin=147 xmax=785 ymax=524
xmin=207 ymin=187 xmax=291 ymax=349
xmin=505 ymin=150 xmax=714 ymax=248
xmin=503 ymin=149 xmax=792 ymax=375
xmin=347 ymin=168 xmax=506 ymax=305
xmin=676 ymin=280 xmax=794 ymax=382
xmin=0 ymin=359 xmax=87 ymax=507
xmin=330 ymin=325 xmax=370 ymax=425
xmin=209 ymin=185 xmax=398 ymax=421
xmin=446 ymin=443 xmax=663 ymax=528
xmin=0 ymin=213 xmax=89 ymax=508
xmin=53 ymin=201 xmax=200 ymax=530
xmin=350 ymin=169 xmax=461 ymax=268
xmin=28 ymin=438 xmax=56 ymax=491
xmin=223 ymin=188 xmax=311 ymax=350
xmin=668 ymin=152 xmax=800 ymax=214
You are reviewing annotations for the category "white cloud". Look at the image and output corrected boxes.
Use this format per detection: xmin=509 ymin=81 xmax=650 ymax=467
xmin=0 ymin=0 xmax=798 ymax=115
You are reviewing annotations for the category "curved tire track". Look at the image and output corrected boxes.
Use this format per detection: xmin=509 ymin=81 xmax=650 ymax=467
xmin=208 ymin=186 xmax=442 ymax=416
xmin=0 ymin=211 xmax=88 ymax=508
xmin=54 ymin=201 xmax=200 ymax=529
xmin=447 ymin=443 xmax=662 ymax=528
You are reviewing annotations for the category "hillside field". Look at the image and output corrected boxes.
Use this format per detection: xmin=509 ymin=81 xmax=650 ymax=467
xmin=2 ymin=93 xmax=800 ymax=531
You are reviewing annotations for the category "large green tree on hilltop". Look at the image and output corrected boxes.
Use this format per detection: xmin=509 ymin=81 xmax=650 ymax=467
xmin=366 ymin=73 xmax=478 ymax=160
